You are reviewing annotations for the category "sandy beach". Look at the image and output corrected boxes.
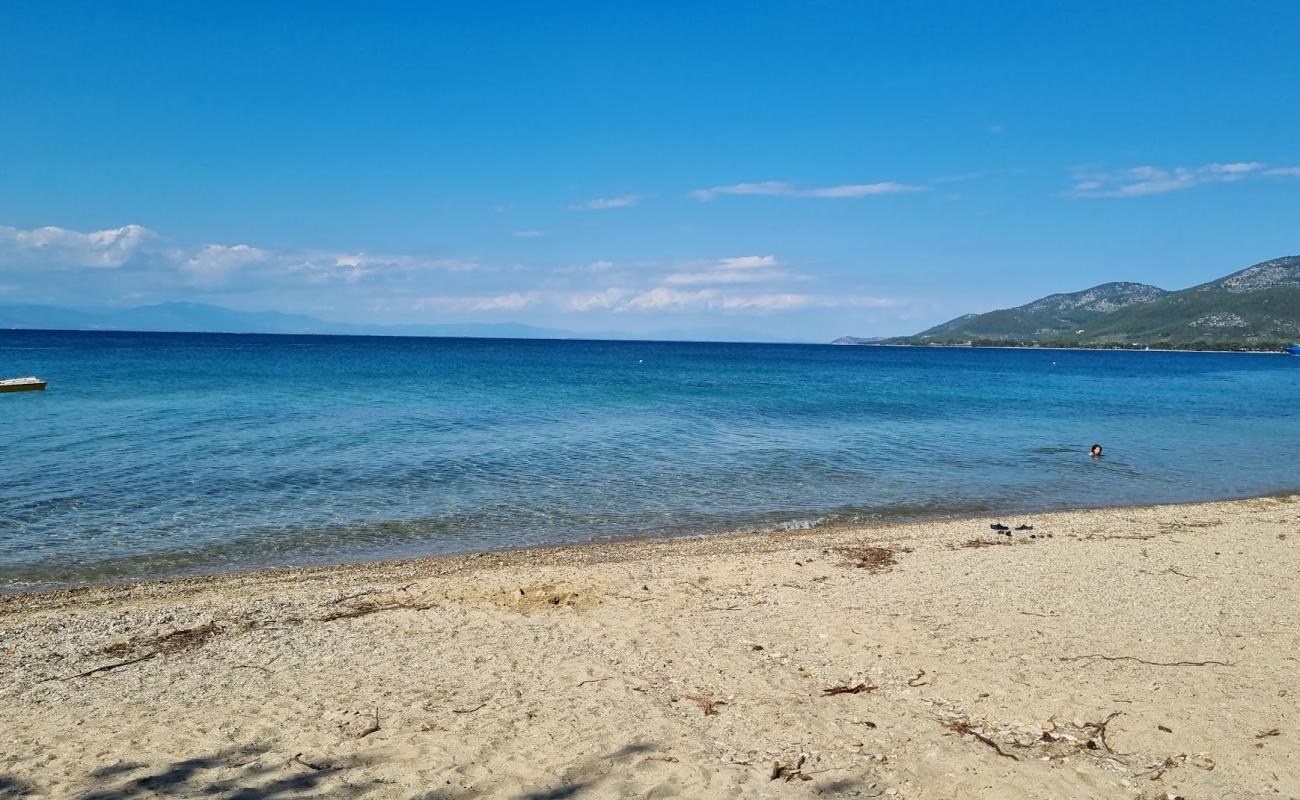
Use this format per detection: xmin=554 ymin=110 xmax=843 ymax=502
xmin=2 ymin=496 xmax=1297 ymax=799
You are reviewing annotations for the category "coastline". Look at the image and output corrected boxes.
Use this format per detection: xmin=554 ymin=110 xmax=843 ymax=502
xmin=9 ymin=487 xmax=1300 ymax=597
xmin=843 ymin=342 xmax=1292 ymax=355
xmin=3 ymin=495 xmax=1298 ymax=798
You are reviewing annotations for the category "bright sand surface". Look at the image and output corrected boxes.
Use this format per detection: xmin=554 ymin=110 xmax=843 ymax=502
xmin=1 ymin=496 xmax=1297 ymax=799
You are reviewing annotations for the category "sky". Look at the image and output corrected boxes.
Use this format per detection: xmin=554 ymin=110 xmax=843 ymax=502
xmin=2 ymin=1 xmax=1299 ymax=341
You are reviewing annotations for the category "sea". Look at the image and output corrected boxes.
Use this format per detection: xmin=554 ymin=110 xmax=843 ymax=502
xmin=3 ymin=329 xmax=1298 ymax=591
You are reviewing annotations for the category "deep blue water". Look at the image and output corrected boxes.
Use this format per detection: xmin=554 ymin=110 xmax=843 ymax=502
xmin=2 ymin=329 xmax=1299 ymax=591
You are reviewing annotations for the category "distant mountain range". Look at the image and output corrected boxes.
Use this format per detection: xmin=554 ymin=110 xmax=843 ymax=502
xmin=864 ymin=255 xmax=1300 ymax=348
xmin=0 ymin=301 xmax=795 ymax=343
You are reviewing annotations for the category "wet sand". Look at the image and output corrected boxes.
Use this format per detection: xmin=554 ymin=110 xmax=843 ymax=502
xmin=2 ymin=496 xmax=1298 ymax=799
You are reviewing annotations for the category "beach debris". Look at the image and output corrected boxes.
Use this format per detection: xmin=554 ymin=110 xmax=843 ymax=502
xmin=1158 ymin=725 xmax=1173 ymax=733
xmin=577 ymin=676 xmax=614 ymax=686
xmin=42 ymin=651 xmax=160 ymax=682
xmin=770 ymin=755 xmax=810 ymax=781
xmin=940 ymin=719 xmax=1019 ymax=761
xmin=955 ymin=538 xmax=1012 ymax=549
xmin=1256 ymin=727 xmax=1281 ymax=738
xmin=822 ymin=682 xmax=877 ymax=696
xmin=326 ymin=588 xmax=381 ymax=605
xmin=38 ymin=620 xmax=239 ymax=683
xmin=1081 ymin=712 xmax=1125 ymax=754
xmin=990 ymin=523 xmax=1010 ymax=531
xmin=318 ymin=598 xmax=436 ymax=622
xmin=1060 ymin=654 xmax=1232 ymax=667
xmin=1015 ymin=524 xmax=1034 ymax=531
xmin=907 ymin=670 xmax=930 ymax=687
xmin=685 ymin=693 xmax=722 ymax=716
xmin=291 ymin=753 xmax=331 ymax=771
xmin=1189 ymin=753 xmax=1215 ymax=771
xmin=1161 ymin=567 xmax=1198 ymax=580
xmin=452 ymin=702 xmax=488 ymax=714
xmin=357 ymin=707 xmax=381 ymax=738
xmin=102 ymin=622 xmax=225 ymax=658
xmin=837 ymin=545 xmax=911 ymax=572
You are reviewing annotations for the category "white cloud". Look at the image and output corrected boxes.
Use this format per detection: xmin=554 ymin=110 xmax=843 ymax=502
xmin=664 ymin=255 xmax=785 ymax=286
xmin=665 ymin=254 xmax=785 ymax=286
xmin=183 ymin=243 xmax=268 ymax=286
xmin=0 ymin=223 xmax=154 ymax=268
xmin=719 ymin=293 xmax=811 ymax=310
xmin=1065 ymin=161 xmax=1284 ymax=197
xmin=413 ymin=292 xmax=539 ymax=312
xmin=664 ymin=270 xmax=773 ymax=286
xmin=472 ymin=292 xmax=535 ymax=311
xmin=565 ymin=288 xmax=629 ymax=311
xmin=691 ymin=181 xmax=922 ymax=201
xmin=717 ymin=255 xmax=777 ymax=269
xmin=1265 ymin=166 xmax=1300 ymax=177
xmin=512 ymin=229 xmax=546 ymax=238
xmin=622 ymin=287 xmax=719 ymax=310
xmin=573 ymin=195 xmax=641 ymax=210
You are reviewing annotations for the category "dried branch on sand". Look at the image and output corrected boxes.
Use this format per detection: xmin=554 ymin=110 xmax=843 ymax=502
xmin=822 ymin=682 xmax=877 ymax=696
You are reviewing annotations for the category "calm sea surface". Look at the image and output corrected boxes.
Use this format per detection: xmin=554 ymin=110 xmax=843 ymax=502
xmin=3 ymin=330 xmax=1298 ymax=590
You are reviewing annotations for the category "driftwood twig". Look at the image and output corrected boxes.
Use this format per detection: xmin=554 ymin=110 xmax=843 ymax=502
xmin=822 ymin=682 xmax=877 ymax=696
xmin=292 ymin=753 xmax=331 ymax=771
xmin=452 ymin=702 xmax=488 ymax=714
xmin=942 ymin=720 xmax=1019 ymax=761
xmin=1061 ymin=654 xmax=1231 ymax=667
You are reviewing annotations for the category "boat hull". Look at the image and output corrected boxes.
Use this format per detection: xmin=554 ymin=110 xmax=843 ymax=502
xmin=0 ymin=380 xmax=46 ymax=393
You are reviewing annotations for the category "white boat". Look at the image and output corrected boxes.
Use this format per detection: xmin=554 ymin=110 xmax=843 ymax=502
xmin=0 ymin=376 xmax=47 ymax=393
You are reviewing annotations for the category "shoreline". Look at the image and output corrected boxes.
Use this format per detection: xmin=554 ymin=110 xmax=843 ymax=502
xmin=844 ymin=342 xmax=1293 ymax=354
xmin=7 ymin=488 xmax=1300 ymax=600
xmin=3 ymin=495 xmax=1297 ymax=798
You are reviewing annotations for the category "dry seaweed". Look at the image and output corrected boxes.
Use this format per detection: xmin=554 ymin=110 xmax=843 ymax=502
xmin=685 ymin=693 xmax=722 ymax=716
xmin=838 ymin=545 xmax=911 ymax=572
xmin=822 ymin=682 xmax=876 ymax=696
xmin=954 ymin=538 xmax=1012 ymax=549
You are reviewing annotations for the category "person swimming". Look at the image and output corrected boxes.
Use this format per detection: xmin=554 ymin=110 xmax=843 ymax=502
xmin=1090 ymin=443 xmax=1103 ymax=458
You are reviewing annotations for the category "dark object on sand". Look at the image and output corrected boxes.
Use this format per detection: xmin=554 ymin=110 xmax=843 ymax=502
xmin=990 ymin=523 xmax=1009 ymax=531
xmin=1015 ymin=524 xmax=1034 ymax=531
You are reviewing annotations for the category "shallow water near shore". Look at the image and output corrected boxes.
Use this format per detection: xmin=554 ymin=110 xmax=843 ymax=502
xmin=2 ymin=329 xmax=1299 ymax=590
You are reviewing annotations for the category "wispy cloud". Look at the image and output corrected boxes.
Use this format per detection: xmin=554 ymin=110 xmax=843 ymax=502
xmin=512 ymin=229 xmax=546 ymax=238
xmin=690 ymin=181 xmax=922 ymax=201
xmin=572 ymin=194 xmax=641 ymax=210
xmin=0 ymin=222 xmax=905 ymax=324
xmin=617 ymin=288 xmax=895 ymax=312
xmin=664 ymin=255 xmax=787 ymax=286
xmin=1065 ymin=161 xmax=1300 ymax=197
xmin=0 ymin=223 xmax=482 ymax=297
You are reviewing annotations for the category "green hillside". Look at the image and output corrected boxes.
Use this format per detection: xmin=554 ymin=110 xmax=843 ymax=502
xmin=1077 ymin=257 xmax=1300 ymax=345
xmin=884 ymin=256 xmax=1300 ymax=348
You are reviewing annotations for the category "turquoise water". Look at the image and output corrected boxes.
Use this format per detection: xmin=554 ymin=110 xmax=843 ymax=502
xmin=3 ymin=330 xmax=1299 ymax=591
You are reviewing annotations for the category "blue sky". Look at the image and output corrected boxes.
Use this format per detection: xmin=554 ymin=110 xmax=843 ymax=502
xmin=2 ymin=1 xmax=1299 ymax=340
